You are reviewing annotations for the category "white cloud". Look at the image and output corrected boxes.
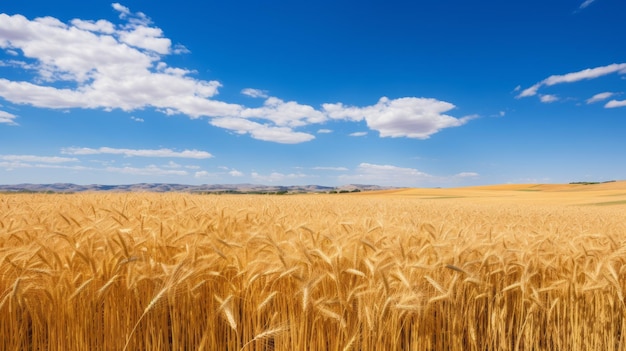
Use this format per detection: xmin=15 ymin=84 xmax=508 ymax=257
xmin=324 ymin=97 xmax=473 ymax=139
xmin=499 ymin=111 xmax=506 ymax=117
xmin=62 ymin=147 xmax=213 ymax=158
xmin=210 ymin=117 xmax=315 ymax=144
xmin=105 ymin=165 xmax=188 ymax=176
xmin=0 ymin=161 xmax=89 ymax=172
xmin=70 ymin=19 xmax=115 ymax=34
xmin=337 ymin=163 xmax=481 ymax=186
xmin=586 ymin=92 xmax=615 ymax=104
xmin=130 ymin=116 xmax=144 ymax=122
xmin=0 ymin=154 xmax=78 ymax=163
xmin=518 ymin=63 xmax=626 ymax=98
xmin=349 ymin=132 xmax=367 ymax=137
xmin=0 ymin=7 xmax=476 ymax=144
xmin=240 ymin=97 xmax=326 ymax=127
xmin=540 ymin=94 xmax=559 ymax=103
xmin=229 ymin=169 xmax=243 ymax=177
xmin=317 ymin=129 xmax=332 ymax=134
xmin=241 ymin=88 xmax=269 ymax=98
xmin=455 ymin=172 xmax=479 ymax=178
xmin=251 ymin=171 xmax=309 ymax=183
xmin=0 ymin=110 xmax=18 ymax=125
xmin=339 ymin=163 xmax=433 ymax=186
xmin=194 ymin=171 xmax=213 ymax=178
xmin=118 ymin=25 xmax=171 ymax=54
xmin=0 ymin=11 xmax=238 ymax=117
xmin=579 ymin=0 xmax=596 ymax=9
xmin=605 ymin=100 xmax=626 ymax=108
xmin=112 ymin=3 xmax=131 ymax=18
xmin=313 ymin=166 xmax=349 ymax=171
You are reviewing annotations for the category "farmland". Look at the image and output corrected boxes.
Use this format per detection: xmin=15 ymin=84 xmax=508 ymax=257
xmin=1 ymin=181 xmax=626 ymax=350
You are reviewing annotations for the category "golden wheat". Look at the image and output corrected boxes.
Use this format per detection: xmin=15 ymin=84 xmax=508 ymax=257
xmin=0 ymin=191 xmax=625 ymax=350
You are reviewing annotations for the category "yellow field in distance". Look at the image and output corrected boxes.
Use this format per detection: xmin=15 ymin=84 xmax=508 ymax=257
xmin=366 ymin=180 xmax=626 ymax=206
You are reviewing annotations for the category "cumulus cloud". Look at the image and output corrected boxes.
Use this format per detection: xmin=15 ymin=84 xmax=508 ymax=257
xmin=324 ymin=97 xmax=474 ymax=139
xmin=70 ymin=19 xmax=115 ymax=34
xmin=0 ymin=6 xmax=476 ymax=144
xmin=0 ymin=110 xmax=18 ymax=125
xmin=0 ymin=11 xmax=235 ymax=116
xmin=241 ymin=97 xmax=326 ymax=127
xmin=210 ymin=117 xmax=315 ymax=144
xmin=61 ymin=147 xmax=213 ymax=158
xmin=518 ymin=63 xmax=626 ymax=99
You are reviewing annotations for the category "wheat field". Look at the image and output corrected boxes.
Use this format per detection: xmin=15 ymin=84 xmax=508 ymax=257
xmin=1 ymin=184 xmax=626 ymax=350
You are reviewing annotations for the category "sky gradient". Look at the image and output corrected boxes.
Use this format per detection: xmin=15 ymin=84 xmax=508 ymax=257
xmin=1 ymin=0 xmax=625 ymax=187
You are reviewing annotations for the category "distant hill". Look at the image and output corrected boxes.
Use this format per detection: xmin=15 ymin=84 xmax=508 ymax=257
xmin=0 ymin=183 xmax=396 ymax=194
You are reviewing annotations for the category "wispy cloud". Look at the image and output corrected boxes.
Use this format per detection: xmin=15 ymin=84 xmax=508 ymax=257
xmin=349 ymin=132 xmax=367 ymax=137
xmin=312 ymin=166 xmax=349 ymax=171
xmin=0 ymin=154 xmax=85 ymax=172
xmin=251 ymin=171 xmax=310 ymax=183
xmin=338 ymin=163 xmax=479 ymax=186
xmin=130 ymin=116 xmax=144 ymax=122
xmin=241 ymin=88 xmax=269 ymax=98
xmin=0 ymin=110 xmax=18 ymax=125
xmin=62 ymin=147 xmax=213 ymax=159
xmin=339 ymin=163 xmax=432 ymax=186
xmin=112 ymin=3 xmax=131 ymax=18
xmin=0 ymin=155 xmax=78 ymax=163
xmin=455 ymin=172 xmax=479 ymax=178
xmin=105 ymin=165 xmax=188 ymax=176
xmin=540 ymin=94 xmax=559 ymax=103
xmin=579 ymin=0 xmax=596 ymax=9
xmin=586 ymin=92 xmax=615 ymax=104
xmin=194 ymin=171 xmax=215 ymax=178
xmin=317 ymin=129 xmax=332 ymax=134
xmin=605 ymin=99 xmax=626 ymax=108
xmin=518 ymin=63 xmax=626 ymax=99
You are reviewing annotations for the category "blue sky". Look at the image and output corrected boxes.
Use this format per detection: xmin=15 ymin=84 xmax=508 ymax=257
xmin=0 ymin=0 xmax=625 ymax=187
